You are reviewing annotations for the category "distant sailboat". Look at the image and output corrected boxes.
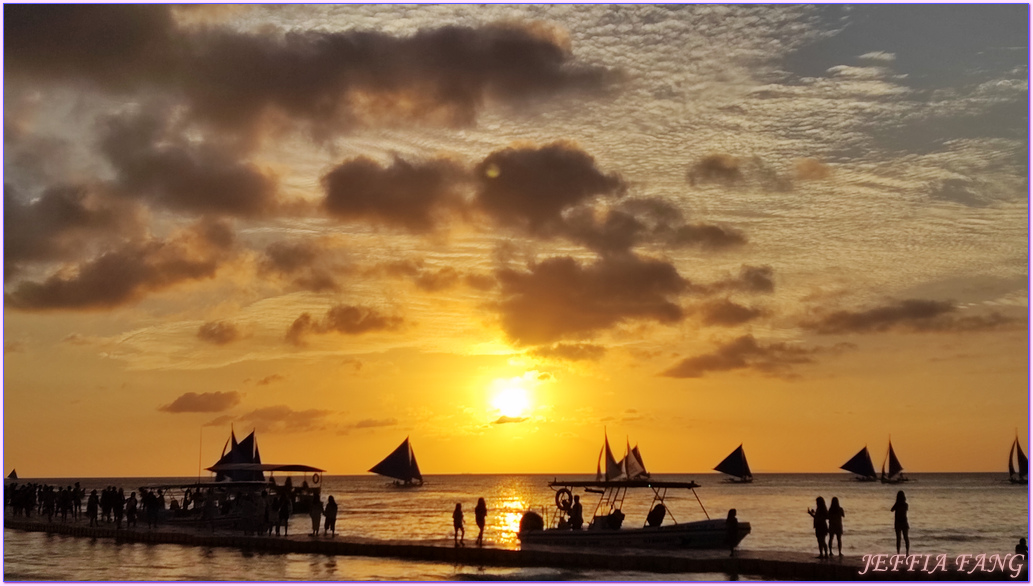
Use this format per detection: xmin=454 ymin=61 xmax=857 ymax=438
xmin=7 ymin=469 xmax=16 ymax=480
xmin=1009 ymin=436 xmax=1028 ymax=485
xmin=840 ymin=446 xmax=878 ymax=482
xmin=880 ymin=440 xmax=909 ymax=484
xmin=369 ymin=437 xmax=423 ymax=486
xmin=714 ymin=444 xmax=753 ymax=483
xmin=595 ymin=431 xmax=649 ymax=481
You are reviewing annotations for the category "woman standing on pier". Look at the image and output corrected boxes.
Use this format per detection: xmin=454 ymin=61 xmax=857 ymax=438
xmin=891 ymin=490 xmax=910 ymax=555
xmin=309 ymin=497 xmax=322 ymax=536
xmin=807 ymin=496 xmax=829 ymax=559
xmin=827 ymin=497 xmax=845 ymax=557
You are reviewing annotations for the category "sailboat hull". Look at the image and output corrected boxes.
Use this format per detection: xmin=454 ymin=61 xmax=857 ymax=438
xmin=520 ymin=519 xmax=751 ymax=549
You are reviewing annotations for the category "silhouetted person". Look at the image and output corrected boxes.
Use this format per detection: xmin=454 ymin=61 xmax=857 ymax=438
xmin=891 ymin=490 xmax=909 ymax=555
xmin=126 ymin=492 xmax=138 ymax=528
xmin=474 ymin=497 xmax=488 ymax=546
xmin=726 ymin=509 xmax=739 ymax=557
xmin=86 ymin=490 xmax=99 ymax=527
xmin=808 ymin=496 xmax=829 ymax=559
xmin=569 ymin=495 xmax=584 ymax=530
xmin=114 ymin=488 xmax=125 ymax=529
xmin=827 ymin=497 xmax=845 ymax=557
xmin=278 ymin=494 xmax=292 ymax=536
xmin=323 ymin=495 xmax=338 ymax=536
xmin=453 ymin=503 xmax=465 ymax=546
xmin=309 ymin=496 xmax=322 ymax=536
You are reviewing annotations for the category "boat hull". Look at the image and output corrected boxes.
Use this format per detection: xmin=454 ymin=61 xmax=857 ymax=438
xmin=519 ymin=519 xmax=751 ymax=549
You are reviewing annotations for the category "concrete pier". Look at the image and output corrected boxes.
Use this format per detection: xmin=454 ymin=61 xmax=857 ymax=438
xmin=4 ymin=517 xmax=1023 ymax=581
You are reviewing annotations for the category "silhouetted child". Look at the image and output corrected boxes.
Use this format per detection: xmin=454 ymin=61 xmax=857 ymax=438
xmin=474 ymin=497 xmax=488 ymax=546
xmin=808 ymin=496 xmax=829 ymax=559
xmin=726 ymin=509 xmax=739 ymax=557
xmin=827 ymin=497 xmax=845 ymax=557
xmin=891 ymin=490 xmax=909 ymax=555
xmin=453 ymin=503 xmax=465 ymax=546
xmin=1016 ymin=537 xmax=1027 ymax=559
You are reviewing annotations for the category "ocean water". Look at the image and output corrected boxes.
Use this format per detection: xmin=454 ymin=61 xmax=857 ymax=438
xmin=4 ymin=473 xmax=1028 ymax=581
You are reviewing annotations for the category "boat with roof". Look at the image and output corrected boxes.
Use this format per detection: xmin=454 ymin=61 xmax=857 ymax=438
xmin=518 ymin=432 xmax=750 ymax=549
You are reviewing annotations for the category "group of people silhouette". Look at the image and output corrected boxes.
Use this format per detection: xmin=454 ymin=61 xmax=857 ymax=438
xmin=807 ymin=491 xmax=908 ymax=559
xmin=452 ymin=498 xmax=488 ymax=547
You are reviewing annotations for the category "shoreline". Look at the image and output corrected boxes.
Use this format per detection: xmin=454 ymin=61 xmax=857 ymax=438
xmin=4 ymin=516 xmax=1023 ymax=581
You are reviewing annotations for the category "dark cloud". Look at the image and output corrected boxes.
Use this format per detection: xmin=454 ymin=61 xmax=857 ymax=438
xmin=236 ymin=405 xmax=333 ymax=433
xmin=159 ymin=391 xmax=241 ymax=413
xmin=286 ymin=304 xmax=405 ymax=346
xmin=493 ymin=415 xmax=530 ymax=424
xmin=256 ymin=374 xmax=284 ymax=386
xmin=4 ymin=184 xmax=142 ymax=279
xmin=804 ymin=299 xmax=1018 ymax=334
xmin=101 ymin=110 xmax=279 ymax=217
xmin=706 ymin=265 xmax=775 ymax=294
xmin=323 ymin=156 xmax=466 ymax=232
xmin=197 ymin=321 xmax=240 ymax=345
xmin=496 ymin=254 xmax=687 ymax=345
xmin=475 ymin=142 xmax=625 ymax=234
xmin=8 ymin=6 xmax=616 ymax=133
xmin=660 ymin=335 xmax=819 ymax=378
xmin=371 ymin=259 xmax=472 ymax=292
xmin=5 ymin=220 xmax=236 ymax=311
xmin=4 ymin=4 xmax=177 ymax=89
xmin=559 ymin=198 xmax=746 ymax=254
xmin=352 ymin=418 xmax=397 ymax=429
xmin=698 ymin=299 xmax=766 ymax=326
xmin=529 ymin=343 xmax=607 ymax=361
xmin=260 ymin=241 xmax=342 ymax=293
xmin=688 ymin=154 xmax=742 ymax=186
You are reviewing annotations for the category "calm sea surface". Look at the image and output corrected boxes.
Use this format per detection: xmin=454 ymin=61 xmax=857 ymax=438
xmin=4 ymin=473 xmax=1028 ymax=581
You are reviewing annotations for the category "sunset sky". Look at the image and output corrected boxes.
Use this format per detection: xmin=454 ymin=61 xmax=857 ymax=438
xmin=3 ymin=4 xmax=1028 ymax=478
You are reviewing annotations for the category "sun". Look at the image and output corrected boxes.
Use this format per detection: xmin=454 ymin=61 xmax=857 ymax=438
xmin=491 ymin=382 xmax=530 ymax=418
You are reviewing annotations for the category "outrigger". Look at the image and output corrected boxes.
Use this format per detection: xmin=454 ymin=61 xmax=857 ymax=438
xmin=519 ymin=478 xmax=751 ymax=549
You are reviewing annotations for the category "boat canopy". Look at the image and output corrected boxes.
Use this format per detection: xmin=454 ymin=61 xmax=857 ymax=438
xmin=369 ymin=436 xmax=422 ymax=483
xmin=549 ymin=479 xmax=700 ymax=490
xmin=841 ymin=446 xmax=877 ymax=478
xmin=714 ymin=444 xmax=752 ymax=480
xmin=206 ymin=463 xmax=325 ymax=473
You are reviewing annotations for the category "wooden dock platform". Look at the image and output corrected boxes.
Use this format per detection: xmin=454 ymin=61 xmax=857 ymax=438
xmin=4 ymin=517 xmax=1023 ymax=580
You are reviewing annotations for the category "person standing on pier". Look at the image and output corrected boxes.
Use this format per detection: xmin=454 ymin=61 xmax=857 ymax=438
xmin=474 ymin=497 xmax=488 ymax=546
xmin=278 ymin=493 xmax=292 ymax=536
xmin=86 ymin=489 xmax=99 ymax=527
xmin=126 ymin=492 xmax=138 ymax=528
xmin=827 ymin=497 xmax=845 ymax=557
xmin=891 ymin=490 xmax=910 ymax=555
xmin=323 ymin=495 xmax=338 ymax=536
xmin=726 ymin=509 xmax=739 ymax=557
xmin=452 ymin=503 xmax=465 ymax=546
xmin=309 ymin=496 xmax=322 ymax=536
xmin=808 ymin=496 xmax=829 ymax=559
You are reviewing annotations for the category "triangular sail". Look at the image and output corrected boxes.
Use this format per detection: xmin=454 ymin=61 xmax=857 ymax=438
xmin=604 ymin=434 xmax=623 ymax=480
xmin=1018 ymin=439 xmax=1029 ymax=477
xmin=370 ymin=437 xmax=422 ymax=483
xmin=1009 ymin=441 xmax=1017 ymax=477
xmin=887 ymin=442 xmax=903 ymax=478
xmin=7 ymin=469 xmax=16 ymax=480
xmin=841 ymin=447 xmax=877 ymax=478
xmin=595 ymin=445 xmax=604 ymax=482
xmin=213 ymin=429 xmax=264 ymax=481
xmin=626 ymin=444 xmax=649 ymax=479
xmin=715 ymin=444 xmax=751 ymax=480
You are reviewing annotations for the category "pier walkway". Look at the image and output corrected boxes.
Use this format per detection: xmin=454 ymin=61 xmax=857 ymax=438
xmin=4 ymin=516 xmax=1022 ymax=580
